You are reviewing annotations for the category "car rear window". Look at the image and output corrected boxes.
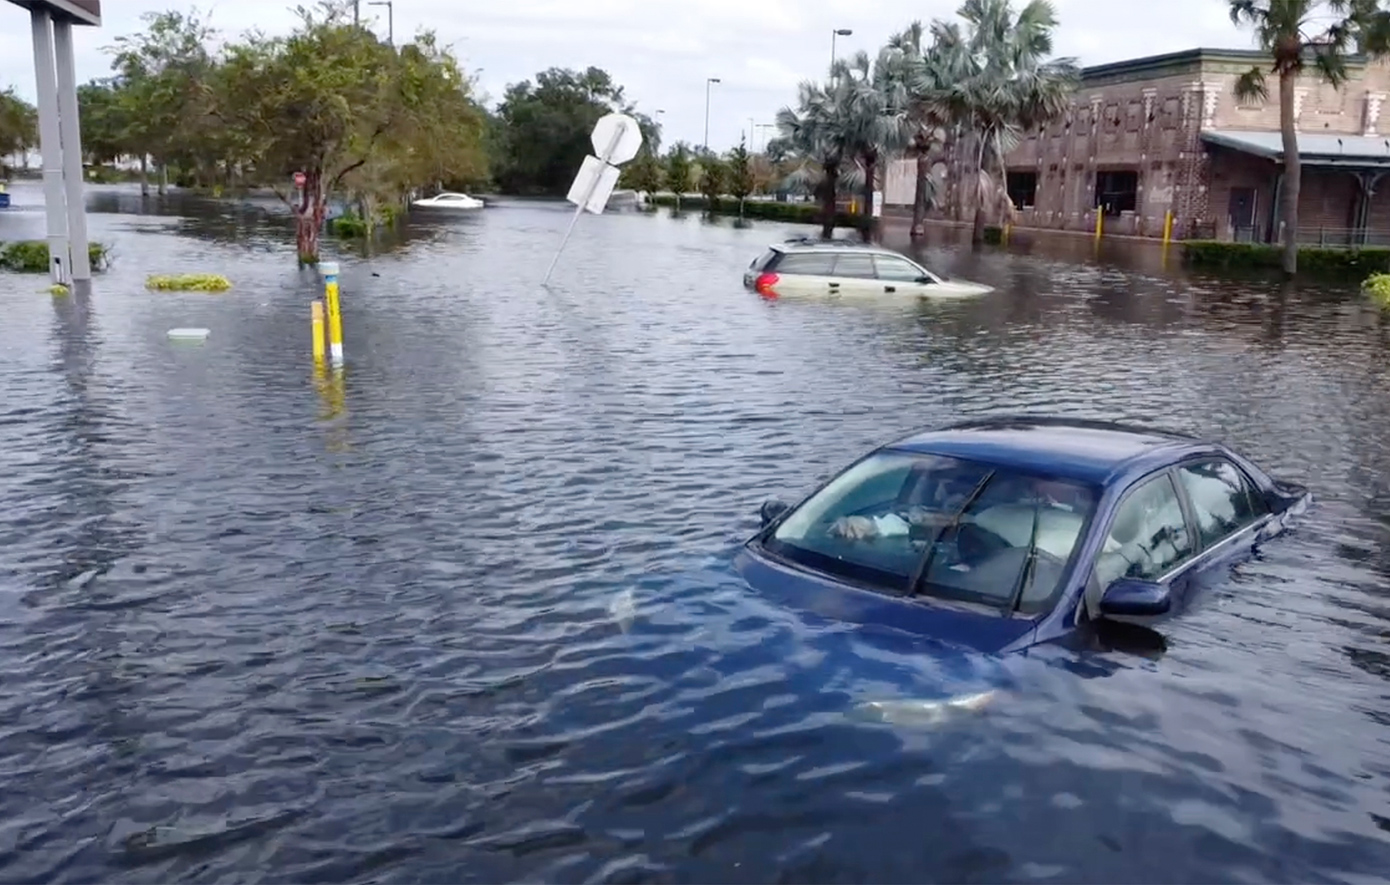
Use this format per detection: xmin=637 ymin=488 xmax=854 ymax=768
xmin=749 ymin=249 xmax=780 ymax=271
xmin=774 ymin=252 xmax=839 ymax=275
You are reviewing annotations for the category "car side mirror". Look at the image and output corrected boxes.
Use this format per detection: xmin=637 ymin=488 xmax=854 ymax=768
xmin=915 ymin=275 xmax=935 ymax=284
xmin=759 ymin=498 xmax=791 ymax=528
xmin=1098 ymin=578 xmax=1172 ymax=618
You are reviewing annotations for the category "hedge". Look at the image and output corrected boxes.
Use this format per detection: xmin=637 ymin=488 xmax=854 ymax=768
xmin=0 ymin=240 xmax=109 ymax=273
xmin=646 ymin=194 xmax=858 ymax=228
xmin=1182 ymin=240 xmax=1390 ymax=275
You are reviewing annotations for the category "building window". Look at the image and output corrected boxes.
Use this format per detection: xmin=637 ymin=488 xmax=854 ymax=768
xmin=1095 ymin=169 xmax=1138 ymax=215
xmin=1007 ymin=171 xmax=1038 ymax=209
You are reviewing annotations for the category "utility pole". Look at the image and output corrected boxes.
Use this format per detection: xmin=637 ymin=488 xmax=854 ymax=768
xmin=368 ymin=0 xmax=392 ymax=45
xmin=831 ymin=28 xmax=852 ymax=78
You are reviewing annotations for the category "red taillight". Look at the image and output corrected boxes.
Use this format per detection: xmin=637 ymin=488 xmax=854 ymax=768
xmin=754 ymin=272 xmax=779 ymax=297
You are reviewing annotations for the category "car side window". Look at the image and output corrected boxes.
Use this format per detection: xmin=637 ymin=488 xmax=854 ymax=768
xmin=832 ymin=254 xmax=877 ymax=279
xmin=1176 ymin=459 xmax=1266 ymax=548
xmin=874 ymin=255 xmax=929 ymax=282
xmin=1092 ymin=473 xmax=1194 ymax=588
xmin=775 ymin=253 xmax=839 ymax=276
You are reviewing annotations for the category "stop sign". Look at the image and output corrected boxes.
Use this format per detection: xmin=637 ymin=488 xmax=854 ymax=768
xmin=293 ymin=171 xmax=306 ymax=188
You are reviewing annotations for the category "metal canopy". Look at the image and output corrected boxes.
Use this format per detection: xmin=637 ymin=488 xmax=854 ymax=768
xmin=1202 ymin=129 xmax=1390 ymax=170
xmin=3 ymin=0 xmax=100 ymax=26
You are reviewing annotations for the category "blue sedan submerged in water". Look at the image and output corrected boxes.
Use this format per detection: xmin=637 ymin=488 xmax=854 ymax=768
xmin=737 ymin=416 xmax=1310 ymax=656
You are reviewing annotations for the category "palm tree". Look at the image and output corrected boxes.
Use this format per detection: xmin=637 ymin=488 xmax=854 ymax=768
xmin=942 ymin=0 xmax=1077 ymax=246
xmin=829 ymin=48 xmax=916 ymax=240
xmin=771 ymin=80 xmax=854 ymax=239
xmin=1230 ymin=0 xmax=1386 ymax=276
xmin=889 ymin=20 xmax=970 ymax=238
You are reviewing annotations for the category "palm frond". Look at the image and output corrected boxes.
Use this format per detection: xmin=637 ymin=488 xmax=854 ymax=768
xmin=1233 ymin=66 xmax=1268 ymax=102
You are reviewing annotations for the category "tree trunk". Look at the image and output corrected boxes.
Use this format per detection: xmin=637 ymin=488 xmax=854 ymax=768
xmin=157 ymin=162 xmax=168 ymax=196
xmin=820 ymin=161 xmax=839 ymax=239
xmin=139 ymin=155 xmax=149 ymax=197
xmin=970 ymin=131 xmax=989 ymax=248
xmin=911 ymin=147 xmax=930 ymax=239
xmin=860 ymin=152 xmax=877 ymax=243
xmin=295 ymin=170 xmax=326 ymax=264
xmin=1279 ymin=69 xmax=1300 ymax=277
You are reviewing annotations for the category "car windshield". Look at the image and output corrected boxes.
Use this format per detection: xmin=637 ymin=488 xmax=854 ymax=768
xmin=764 ymin=450 xmax=1099 ymax=613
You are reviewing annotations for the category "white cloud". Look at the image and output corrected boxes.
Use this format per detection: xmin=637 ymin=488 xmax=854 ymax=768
xmin=1 ymin=0 xmax=1271 ymax=153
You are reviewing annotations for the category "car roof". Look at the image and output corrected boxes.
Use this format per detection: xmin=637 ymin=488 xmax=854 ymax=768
xmin=885 ymin=415 xmax=1215 ymax=486
xmin=768 ymin=237 xmax=906 ymax=257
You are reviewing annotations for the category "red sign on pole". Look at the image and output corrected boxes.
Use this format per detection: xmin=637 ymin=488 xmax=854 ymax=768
xmin=293 ymin=171 xmax=306 ymax=188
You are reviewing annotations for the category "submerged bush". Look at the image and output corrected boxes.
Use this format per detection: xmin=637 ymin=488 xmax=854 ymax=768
xmin=1362 ymin=272 xmax=1390 ymax=307
xmin=145 ymin=273 xmax=233 ymax=292
xmin=327 ymin=213 xmax=371 ymax=238
xmin=0 ymin=240 xmax=110 ymax=273
xmin=1183 ymin=240 xmax=1390 ymax=276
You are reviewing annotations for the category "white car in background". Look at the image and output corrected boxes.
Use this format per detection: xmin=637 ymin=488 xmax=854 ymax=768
xmin=743 ymin=239 xmax=993 ymax=299
xmin=411 ymin=192 xmax=485 ymax=211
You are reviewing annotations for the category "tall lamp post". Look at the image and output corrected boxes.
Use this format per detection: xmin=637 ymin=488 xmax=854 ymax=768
xmin=703 ymin=77 xmax=720 ymax=152
xmin=367 ymin=0 xmax=392 ymax=45
xmin=830 ymin=27 xmax=852 ymax=74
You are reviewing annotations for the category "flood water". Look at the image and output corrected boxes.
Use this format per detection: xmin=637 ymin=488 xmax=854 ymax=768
xmin=2 ymin=181 xmax=1389 ymax=883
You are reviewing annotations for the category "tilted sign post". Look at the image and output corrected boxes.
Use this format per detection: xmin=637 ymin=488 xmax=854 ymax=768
xmin=5 ymin=1 xmax=101 ymax=292
xmin=541 ymin=112 xmax=644 ymax=286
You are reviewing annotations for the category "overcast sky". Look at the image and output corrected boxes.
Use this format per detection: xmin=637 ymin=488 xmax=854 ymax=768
xmin=2 ymin=0 xmax=1249 ymax=152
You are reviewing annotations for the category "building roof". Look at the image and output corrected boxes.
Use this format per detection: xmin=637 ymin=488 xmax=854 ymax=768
xmin=4 ymin=1 xmax=101 ymax=26
xmin=1081 ymin=46 xmax=1371 ymax=87
xmin=887 ymin=416 xmax=1203 ymax=485
xmin=1202 ymin=129 xmax=1390 ymax=168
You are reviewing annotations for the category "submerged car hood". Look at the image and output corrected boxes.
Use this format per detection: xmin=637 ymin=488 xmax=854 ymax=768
xmin=734 ymin=545 xmax=1038 ymax=655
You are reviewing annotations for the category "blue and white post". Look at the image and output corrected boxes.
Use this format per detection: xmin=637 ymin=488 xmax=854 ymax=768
xmin=320 ymin=261 xmax=344 ymax=367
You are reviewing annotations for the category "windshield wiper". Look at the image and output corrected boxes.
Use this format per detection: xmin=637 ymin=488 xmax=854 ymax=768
xmin=906 ymin=470 xmax=995 ymax=597
xmin=1004 ymin=499 xmax=1043 ymax=615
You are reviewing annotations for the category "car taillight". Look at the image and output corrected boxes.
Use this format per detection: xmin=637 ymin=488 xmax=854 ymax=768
xmin=754 ymin=272 xmax=779 ymax=297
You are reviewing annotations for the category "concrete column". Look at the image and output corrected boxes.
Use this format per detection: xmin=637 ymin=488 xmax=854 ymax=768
xmin=53 ymin=18 xmax=91 ymax=288
xmin=30 ymin=7 xmax=69 ymax=285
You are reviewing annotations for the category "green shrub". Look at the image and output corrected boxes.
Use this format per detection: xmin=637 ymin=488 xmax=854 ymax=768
xmin=145 ymin=273 xmax=232 ymax=292
xmin=1182 ymin=240 xmax=1390 ymax=276
xmin=1362 ymin=272 xmax=1390 ymax=307
xmin=327 ymin=213 xmax=371 ymax=238
xmin=0 ymin=240 xmax=110 ymax=273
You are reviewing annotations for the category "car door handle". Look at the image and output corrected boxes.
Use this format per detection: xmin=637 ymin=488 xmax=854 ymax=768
xmin=884 ymin=286 xmax=896 ymax=293
xmin=828 ymin=282 xmax=840 ymax=288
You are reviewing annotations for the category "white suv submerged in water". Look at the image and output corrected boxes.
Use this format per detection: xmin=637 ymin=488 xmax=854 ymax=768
xmin=743 ymin=239 xmax=993 ymax=300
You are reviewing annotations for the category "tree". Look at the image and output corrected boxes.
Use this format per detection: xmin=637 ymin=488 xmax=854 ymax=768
xmin=77 ymin=79 xmax=130 ymax=166
xmin=696 ymin=148 xmax=727 ymax=208
xmin=622 ymin=149 xmax=663 ymax=198
xmin=108 ymin=8 xmax=219 ymax=194
xmin=771 ymin=79 xmax=855 ymax=238
xmin=831 ymin=48 xmax=915 ymax=240
xmin=940 ymin=0 xmax=1077 ymax=246
xmin=490 ymin=66 xmax=650 ymax=195
xmin=664 ymin=141 xmax=693 ymax=208
xmin=1231 ymin=0 xmax=1388 ymax=275
xmin=210 ymin=3 xmax=402 ymax=262
xmin=890 ymin=20 xmax=969 ymax=237
xmin=726 ymin=137 xmax=755 ymax=216
xmin=0 ymin=87 xmax=37 ymax=175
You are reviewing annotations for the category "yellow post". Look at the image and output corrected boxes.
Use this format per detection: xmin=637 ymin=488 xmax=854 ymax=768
xmin=1094 ymin=209 xmax=1104 ymax=241
xmin=1003 ymin=222 xmax=1011 ymax=245
xmin=311 ymin=300 xmax=325 ymax=363
xmin=1162 ymin=209 xmax=1174 ymax=245
xmin=321 ymin=261 xmax=344 ymax=367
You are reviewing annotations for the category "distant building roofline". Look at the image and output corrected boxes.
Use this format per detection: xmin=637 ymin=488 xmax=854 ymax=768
xmin=4 ymin=0 xmax=101 ymax=26
xmin=1081 ymin=45 xmax=1367 ymax=84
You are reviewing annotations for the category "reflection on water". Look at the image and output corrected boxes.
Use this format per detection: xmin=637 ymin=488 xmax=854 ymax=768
xmin=0 ymin=180 xmax=1388 ymax=883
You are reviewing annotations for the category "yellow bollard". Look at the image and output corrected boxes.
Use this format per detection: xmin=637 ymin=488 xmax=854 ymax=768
xmin=1094 ymin=209 xmax=1104 ymax=241
xmin=311 ymin=300 xmax=325 ymax=363
xmin=1003 ymin=222 xmax=1011 ymax=245
xmin=320 ymin=261 xmax=344 ymax=367
xmin=1162 ymin=209 xmax=1174 ymax=245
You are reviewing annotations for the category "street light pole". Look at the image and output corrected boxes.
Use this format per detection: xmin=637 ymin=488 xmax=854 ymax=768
xmin=703 ymin=77 xmax=720 ymax=152
xmin=830 ymin=28 xmax=852 ymax=77
xmin=368 ymin=0 xmax=393 ymax=45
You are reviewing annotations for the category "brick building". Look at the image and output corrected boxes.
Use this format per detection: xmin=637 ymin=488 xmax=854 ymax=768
xmin=883 ymin=47 xmax=1390 ymax=243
